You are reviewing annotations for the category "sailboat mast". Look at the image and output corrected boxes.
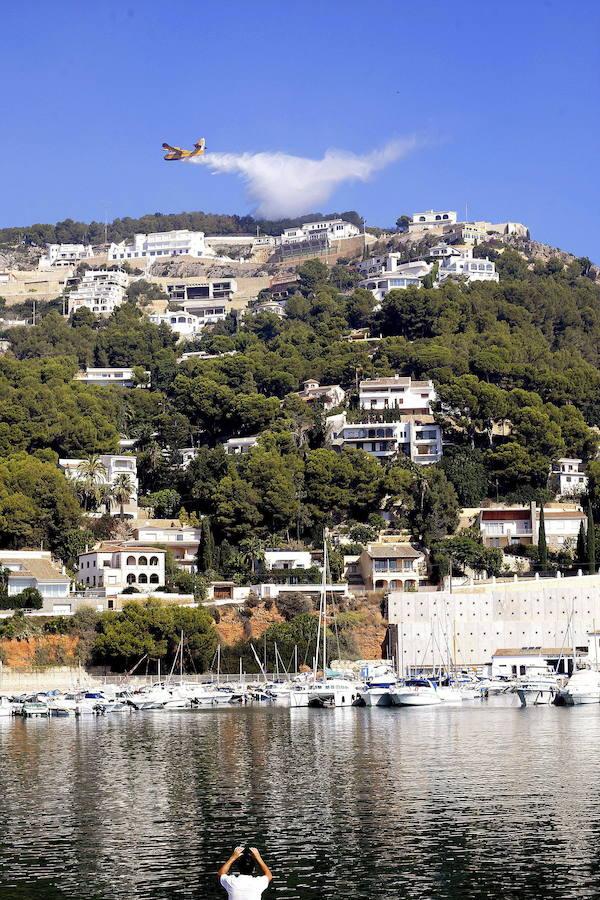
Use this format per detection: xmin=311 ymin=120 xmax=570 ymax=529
xmin=217 ymin=644 xmax=221 ymax=687
xmin=180 ymin=630 xmax=184 ymax=684
xmin=322 ymin=536 xmax=328 ymax=682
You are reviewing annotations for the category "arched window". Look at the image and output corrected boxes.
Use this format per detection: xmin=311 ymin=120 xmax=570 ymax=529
xmin=419 ymin=216 xmax=426 ymax=222
xmin=150 ymin=574 xmax=159 ymax=584
xmin=389 ymin=580 xmax=400 ymax=590
xmin=138 ymin=573 xmax=148 ymax=584
xmin=149 ymin=556 xmax=159 ymax=566
xmin=126 ymin=555 xmax=136 ymax=566
xmin=375 ymin=579 xmax=385 ymax=589
xmin=138 ymin=555 xmax=148 ymax=566
xmin=126 ymin=573 xmax=136 ymax=584
xmin=442 ymin=214 xmax=449 ymax=219
xmin=435 ymin=215 xmax=441 ymax=220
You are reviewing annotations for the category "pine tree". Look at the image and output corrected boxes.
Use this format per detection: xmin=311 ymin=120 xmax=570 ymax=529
xmin=587 ymin=502 xmax=596 ymax=575
xmin=538 ymin=505 xmax=548 ymax=569
xmin=197 ymin=518 xmax=215 ymax=573
xmin=576 ymin=521 xmax=587 ymax=567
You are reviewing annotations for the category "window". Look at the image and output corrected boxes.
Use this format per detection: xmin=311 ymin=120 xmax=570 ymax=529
xmin=126 ymin=574 xmax=136 ymax=584
xmin=138 ymin=573 xmax=148 ymax=584
xmin=126 ymin=555 xmax=136 ymax=566
xmin=149 ymin=556 xmax=159 ymax=566
xmin=150 ymin=574 xmax=159 ymax=584
xmin=138 ymin=555 xmax=148 ymax=566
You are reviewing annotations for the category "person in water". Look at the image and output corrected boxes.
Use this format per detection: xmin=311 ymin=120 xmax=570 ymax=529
xmin=218 ymin=845 xmax=273 ymax=898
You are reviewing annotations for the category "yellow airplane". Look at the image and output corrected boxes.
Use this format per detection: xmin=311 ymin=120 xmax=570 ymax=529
xmin=162 ymin=138 xmax=206 ymax=160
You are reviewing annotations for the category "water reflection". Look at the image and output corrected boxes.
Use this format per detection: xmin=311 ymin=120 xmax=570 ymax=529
xmin=0 ymin=703 xmax=599 ymax=898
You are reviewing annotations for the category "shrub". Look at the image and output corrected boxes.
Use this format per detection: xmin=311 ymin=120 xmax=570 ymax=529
xmin=276 ymin=592 xmax=314 ymax=621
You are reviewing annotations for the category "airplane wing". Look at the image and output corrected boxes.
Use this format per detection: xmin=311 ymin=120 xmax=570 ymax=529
xmin=162 ymin=143 xmax=184 ymax=153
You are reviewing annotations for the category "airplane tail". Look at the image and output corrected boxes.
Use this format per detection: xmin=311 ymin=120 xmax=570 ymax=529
xmin=193 ymin=138 xmax=206 ymax=154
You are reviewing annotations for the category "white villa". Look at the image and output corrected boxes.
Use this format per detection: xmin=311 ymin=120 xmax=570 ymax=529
xmin=148 ymin=310 xmax=205 ymax=339
xmin=67 ymin=269 xmax=129 ymax=317
xmin=73 ymin=367 xmax=150 ymax=387
xmin=549 ymin=458 xmax=588 ymax=498
xmin=223 ymin=436 xmax=260 ymax=455
xmin=264 ymin=550 xmax=318 ymax=571
xmin=39 ymin=243 xmax=94 ymax=270
xmin=108 ymin=230 xmax=209 ymax=262
xmin=359 ymin=376 xmax=436 ymax=414
xmin=279 ymin=219 xmax=360 ymax=245
xmin=327 ymin=412 xmax=442 ymax=464
xmin=478 ymin=502 xmax=585 ymax=550
xmin=59 ymin=455 xmax=139 ymax=516
xmin=437 ymin=254 xmax=499 ymax=284
xmin=408 ymin=210 xmax=457 ymax=232
xmin=166 ymin=279 xmax=237 ymax=302
xmin=358 ymin=272 xmax=422 ymax=302
xmin=0 ymin=550 xmax=72 ymax=614
xmin=77 ymin=544 xmax=166 ymax=594
xmin=357 ymin=254 xmax=431 ymax=279
xmin=297 ymin=379 xmax=346 ymax=410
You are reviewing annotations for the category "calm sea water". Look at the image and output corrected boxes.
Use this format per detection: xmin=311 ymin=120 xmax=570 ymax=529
xmin=0 ymin=700 xmax=599 ymax=900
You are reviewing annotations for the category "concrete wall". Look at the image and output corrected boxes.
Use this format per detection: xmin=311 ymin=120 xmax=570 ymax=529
xmin=387 ymin=572 xmax=600 ymax=670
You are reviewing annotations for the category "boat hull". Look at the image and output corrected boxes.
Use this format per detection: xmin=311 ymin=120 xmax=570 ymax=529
xmin=391 ymin=691 xmax=441 ymax=707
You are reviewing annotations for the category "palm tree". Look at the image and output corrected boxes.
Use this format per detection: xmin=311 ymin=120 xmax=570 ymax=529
xmin=112 ymin=474 xmax=134 ymax=520
xmin=239 ymin=537 xmax=266 ymax=575
xmin=75 ymin=455 xmax=107 ymax=511
xmin=96 ymin=482 xmax=115 ymax=514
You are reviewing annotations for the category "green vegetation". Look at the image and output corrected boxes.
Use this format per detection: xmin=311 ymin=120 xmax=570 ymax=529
xmin=0 ymin=230 xmax=599 ymax=578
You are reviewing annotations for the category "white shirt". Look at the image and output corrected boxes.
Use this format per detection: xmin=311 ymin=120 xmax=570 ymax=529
xmin=220 ymin=874 xmax=269 ymax=900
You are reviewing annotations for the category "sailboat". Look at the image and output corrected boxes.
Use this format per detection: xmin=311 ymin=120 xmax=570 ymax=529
xmin=288 ymin=538 xmax=361 ymax=708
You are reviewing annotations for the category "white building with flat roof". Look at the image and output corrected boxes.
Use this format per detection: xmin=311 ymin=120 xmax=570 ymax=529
xmin=67 ymin=269 xmax=129 ymax=317
xmin=166 ymin=279 xmax=237 ymax=302
xmin=437 ymin=255 xmax=499 ymax=284
xmin=148 ymin=310 xmax=205 ymax=338
xmin=223 ymin=435 xmax=260 ymax=455
xmin=108 ymin=230 xmax=208 ymax=262
xmin=129 ymin=520 xmax=203 ymax=572
xmin=359 ymin=376 xmax=436 ymax=414
xmin=327 ymin=412 xmax=442 ymax=464
xmin=358 ymin=272 xmax=422 ymax=302
xmin=73 ymin=367 xmax=149 ymax=387
xmin=59 ymin=455 xmax=138 ymax=516
xmin=549 ymin=458 xmax=588 ymax=499
xmin=280 ymin=219 xmax=360 ymax=245
xmin=386 ymin=571 xmax=600 ymax=671
xmin=77 ymin=543 xmax=165 ymax=594
xmin=357 ymin=254 xmax=432 ymax=279
xmin=39 ymin=243 xmax=94 ymax=270
xmin=180 ymin=299 xmax=227 ymax=325
xmin=408 ymin=210 xmax=457 ymax=232
xmin=264 ymin=550 xmax=316 ymax=571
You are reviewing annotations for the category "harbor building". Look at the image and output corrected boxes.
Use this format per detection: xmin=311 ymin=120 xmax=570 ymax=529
xmin=77 ymin=544 xmax=166 ymax=594
xmin=39 ymin=243 xmax=94 ymax=270
xmin=386 ymin=571 xmax=600 ymax=672
xmin=479 ymin=502 xmax=585 ymax=550
xmin=0 ymin=550 xmax=71 ymax=615
xmin=108 ymin=230 xmax=208 ymax=262
xmin=73 ymin=367 xmax=150 ymax=387
xmin=67 ymin=269 xmax=129 ymax=317
xmin=548 ymin=458 xmax=588 ymax=499
xmin=59 ymin=455 xmax=138 ymax=517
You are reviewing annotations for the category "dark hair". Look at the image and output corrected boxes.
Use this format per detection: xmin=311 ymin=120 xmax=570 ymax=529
xmin=237 ymin=847 xmax=256 ymax=876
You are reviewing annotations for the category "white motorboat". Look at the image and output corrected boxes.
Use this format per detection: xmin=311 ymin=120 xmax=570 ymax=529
xmin=360 ymin=686 xmax=394 ymax=707
xmin=391 ymin=679 xmax=442 ymax=706
xmin=556 ymin=668 xmax=600 ymax=705
xmin=288 ymin=678 xmax=361 ymax=708
xmin=358 ymin=663 xmax=397 ymax=706
xmin=21 ymin=700 xmax=49 ymax=718
xmin=515 ymin=667 xmax=561 ymax=706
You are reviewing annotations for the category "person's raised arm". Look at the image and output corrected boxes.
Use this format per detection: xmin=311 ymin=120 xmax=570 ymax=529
xmin=218 ymin=847 xmax=243 ymax=878
xmin=250 ymin=847 xmax=273 ymax=882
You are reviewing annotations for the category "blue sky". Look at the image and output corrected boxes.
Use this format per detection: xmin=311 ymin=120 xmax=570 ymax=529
xmin=1 ymin=1 xmax=599 ymax=257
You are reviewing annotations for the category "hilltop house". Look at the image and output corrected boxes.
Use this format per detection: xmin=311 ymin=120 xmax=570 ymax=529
xmin=39 ymin=243 xmax=94 ymax=270
xmin=345 ymin=543 xmax=425 ymax=592
xmin=223 ymin=436 xmax=260 ymax=455
xmin=327 ymin=413 xmax=442 ymax=464
xmin=359 ymin=376 xmax=436 ymax=413
xmin=408 ymin=210 xmax=457 ymax=233
xmin=166 ymin=279 xmax=237 ymax=302
xmin=108 ymin=230 xmax=209 ymax=262
xmin=279 ymin=219 xmax=360 ymax=245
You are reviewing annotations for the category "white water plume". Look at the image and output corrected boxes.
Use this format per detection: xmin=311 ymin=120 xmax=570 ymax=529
xmin=187 ymin=138 xmax=419 ymax=218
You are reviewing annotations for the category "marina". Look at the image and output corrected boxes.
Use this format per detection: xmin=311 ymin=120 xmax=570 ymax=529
xmin=2 ymin=701 xmax=600 ymax=899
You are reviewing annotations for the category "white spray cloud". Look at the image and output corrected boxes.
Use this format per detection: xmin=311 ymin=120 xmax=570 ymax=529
xmin=187 ymin=138 xmax=419 ymax=218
